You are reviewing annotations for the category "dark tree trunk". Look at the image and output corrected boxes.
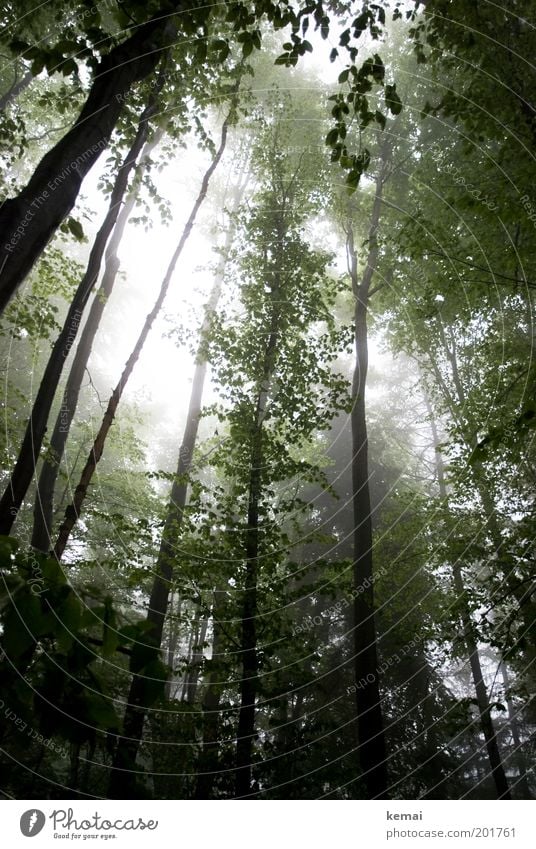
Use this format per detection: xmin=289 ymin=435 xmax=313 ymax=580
xmin=106 ymin=127 xmax=234 ymax=796
xmin=194 ymin=586 xmax=228 ymax=799
xmin=452 ymin=566 xmax=511 ymax=799
xmin=0 ymin=11 xmax=178 ymax=312
xmin=500 ymin=660 xmax=532 ymax=798
xmin=348 ymin=144 xmax=390 ymax=800
xmin=31 ymin=128 xmax=165 ymax=552
xmin=164 ymin=591 xmax=182 ymax=700
xmin=181 ymin=612 xmax=200 ymax=700
xmin=0 ymin=93 xmax=164 ymax=536
xmin=235 ymin=225 xmax=283 ymax=798
xmin=53 ymin=112 xmax=231 ymax=562
xmin=185 ymin=616 xmax=209 ymax=705
xmin=235 ymin=431 xmax=261 ymax=798
xmin=427 ymin=399 xmax=511 ymax=800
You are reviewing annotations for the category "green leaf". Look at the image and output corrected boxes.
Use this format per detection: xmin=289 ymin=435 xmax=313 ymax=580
xmin=83 ymin=694 xmax=120 ymax=731
xmin=375 ymin=109 xmax=387 ymax=130
xmin=325 ymin=128 xmax=339 ymax=146
xmin=67 ymin=217 xmax=85 ymax=241
xmin=385 ymin=84 xmax=403 ymax=115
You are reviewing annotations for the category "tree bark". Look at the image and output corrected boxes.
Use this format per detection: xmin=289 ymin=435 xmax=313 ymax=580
xmin=31 ymin=128 xmax=165 ymax=552
xmin=194 ymin=585 xmax=228 ymax=799
xmin=500 ymin=660 xmax=532 ymax=798
xmin=426 ymin=397 xmax=511 ymax=799
xmin=0 ymin=10 xmax=178 ymax=312
xmin=235 ymin=216 xmax=284 ymax=798
xmin=185 ymin=616 xmax=209 ymax=704
xmin=53 ymin=109 xmax=231 ymax=563
xmin=0 ymin=91 xmax=164 ymax=536
xmin=452 ymin=566 xmax=511 ymax=799
xmin=348 ymin=142 xmax=390 ymax=800
xmin=106 ymin=135 xmax=235 ymax=796
xmin=164 ymin=591 xmax=182 ymax=699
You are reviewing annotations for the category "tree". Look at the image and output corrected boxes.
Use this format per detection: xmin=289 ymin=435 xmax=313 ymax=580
xmin=0 ymin=87 xmax=166 ymax=536
xmin=53 ymin=103 xmax=234 ymax=561
xmin=31 ymin=126 xmax=166 ymax=552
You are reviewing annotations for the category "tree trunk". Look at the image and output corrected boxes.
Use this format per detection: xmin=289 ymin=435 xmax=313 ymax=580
xmin=452 ymin=567 xmax=511 ymax=799
xmin=0 ymin=10 xmax=178 ymax=312
xmin=194 ymin=585 xmax=228 ymax=799
xmin=164 ymin=591 xmax=182 ymax=700
xmin=31 ymin=128 xmax=165 ymax=552
xmin=106 ymin=133 xmax=235 ymax=796
xmin=235 ymin=222 xmax=284 ymax=797
xmin=500 ymin=660 xmax=532 ymax=798
xmin=185 ymin=617 xmax=209 ymax=705
xmin=0 ymin=91 xmax=164 ymax=536
xmin=426 ymin=397 xmax=511 ymax=799
xmin=53 ymin=109 xmax=231 ymax=562
xmin=181 ymin=611 xmax=200 ymax=700
xmin=235 ymin=431 xmax=261 ymax=798
xmin=348 ymin=143 xmax=390 ymax=800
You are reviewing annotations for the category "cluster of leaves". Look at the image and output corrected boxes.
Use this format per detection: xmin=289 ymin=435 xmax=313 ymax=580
xmin=0 ymin=535 xmax=167 ymax=753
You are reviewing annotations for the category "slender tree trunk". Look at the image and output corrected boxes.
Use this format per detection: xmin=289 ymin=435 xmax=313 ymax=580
xmin=235 ymin=212 xmax=286 ymax=798
xmin=348 ymin=145 xmax=390 ymax=800
xmin=235 ymin=430 xmax=261 ymax=797
xmin=500 ymin=660 xmax=531 ymax=798
xmin=181 ymin=611 xmax=200 ymax=700
xmin=0 ymin=11 xmax=178 ymax=311
xmin=164 ymin=591 xmax=182 ymax=699
xmin=194 ymin=586 xmax=227 ymax=799
xmin=0 ymin=91 xmax=164 ymax=536
xmin=452 ymin=567 xmax=511 ymax=799
xmin=31 ymin=128 xmax=165 ymax=552
xmin=430 ymin=324 xmax=521 ymax=797
xmin=185 ymin=617 xmax=208 ymax=705
xmin=235 ymin=223 xmax=284 ymax=797
xmin=106 ymin=138 xmax=235 ymax=796
xmin=0 ymin=69 xmax=33 ymax=112
xmin=426 ymin=397 xmax=511 ymax=799
xmin=53 ymin=110 xmax=232 ymax=562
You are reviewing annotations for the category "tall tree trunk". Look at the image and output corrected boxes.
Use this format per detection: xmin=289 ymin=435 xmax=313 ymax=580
xmin=181 ymin=611 xmax=200 ymax=700
xmin=235 ymin=224 xmax=283 ymax=798
xmin=164 ymin=591 xmax=182 ymax=700
xmin=452 ymin=567 xmax=511 ymax=799
xmin=348 ymin=143 xmax=390 ymax=800
xmin=500 ymin=660 xmax=532 ymax=798
xmin=426 ymin=398 xmax=511 ymax=799
xmin=235 ymin=428 xmax=261 ymax=798
xmin=53 ymin=109 xmax=232 ymax=562
xmin=194 ymin=585 xmax=228 ymax=799
xmin=185 ymin=617 xmax=209 ymax=705
xmin=0 ymin=11 xmax=178 ymax=312
xmin=106 ymin=143 xmax=235 ymax=796
xmin=31 ymin=128 xmax=165 ymax=552
xmin=0 ymin=90 xmax=164 ymax=536
xmin=430 ymin=322 xmax=521 ymax=797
